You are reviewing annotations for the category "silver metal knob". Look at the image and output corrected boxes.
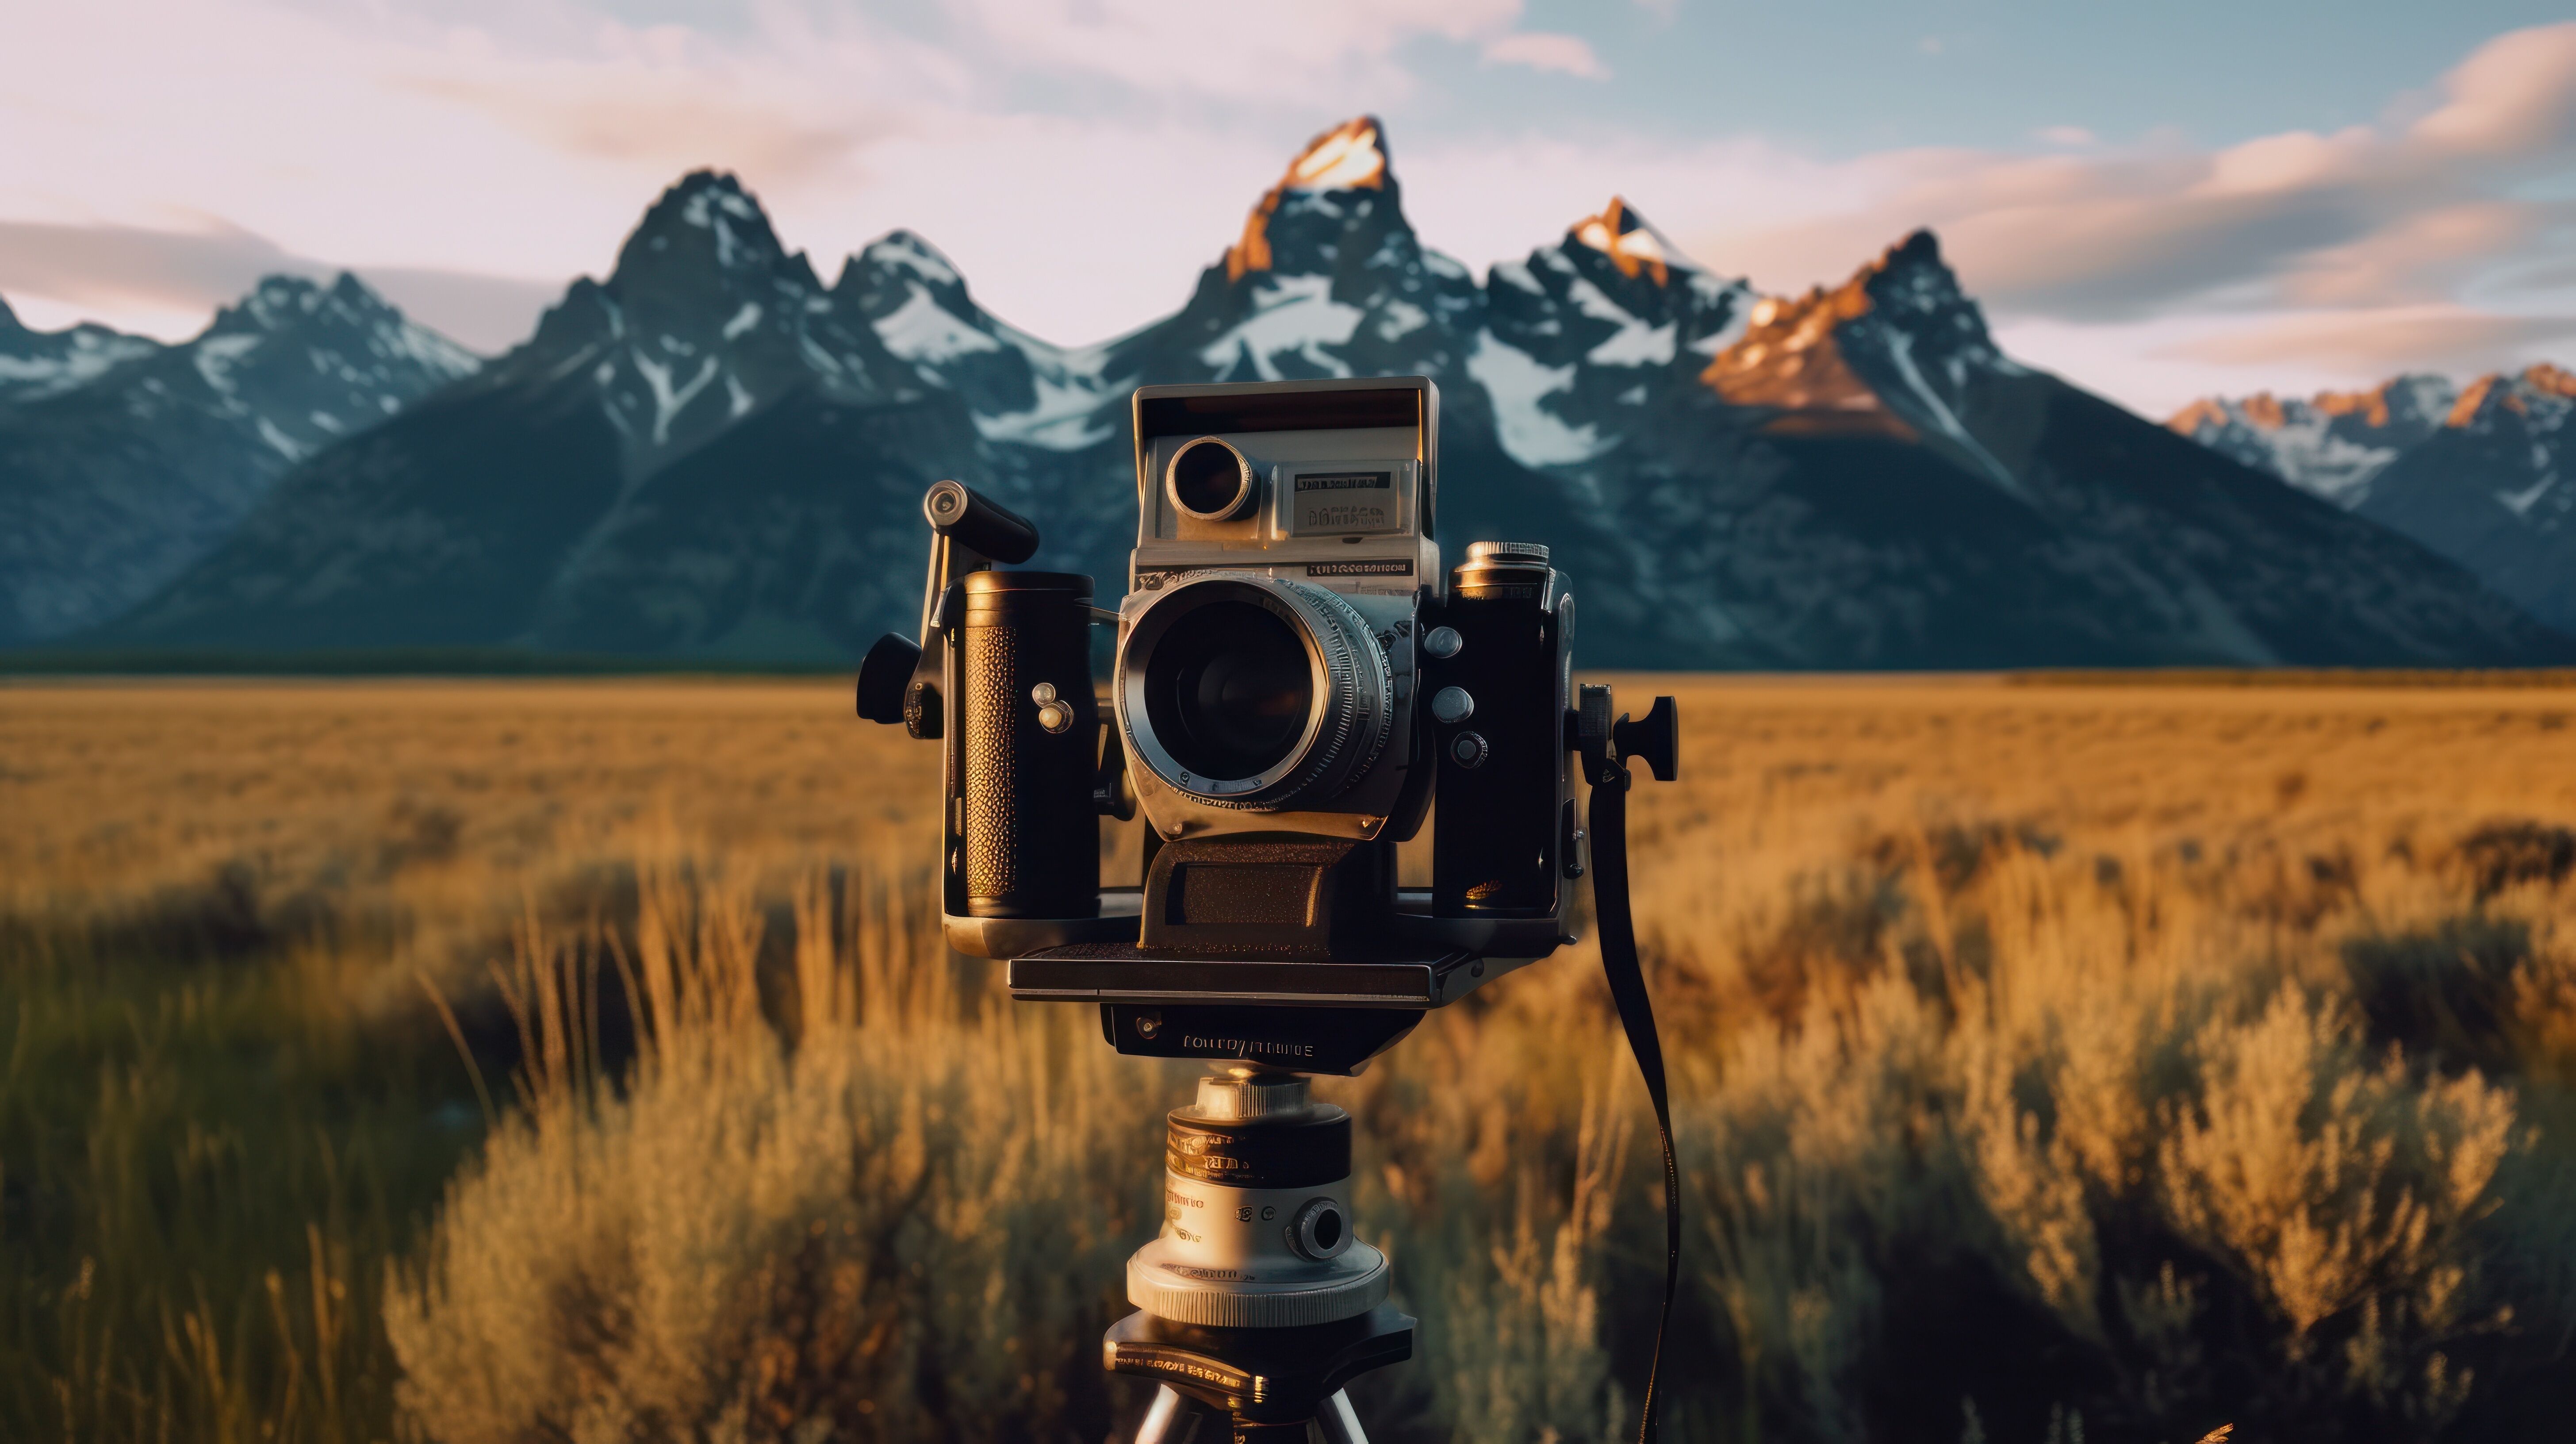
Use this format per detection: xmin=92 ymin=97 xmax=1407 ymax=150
xmin=1421 ymin=625 xmax=1462 ymax=659
xmin=1450 ymin=731 xmax=1488 ymax=768
xmin=1430 ymin=686 xmax=1475 ymax=724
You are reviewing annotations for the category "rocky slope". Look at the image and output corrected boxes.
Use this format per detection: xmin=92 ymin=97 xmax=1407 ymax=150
xmin=0 ymin=275 xmax=475 ymax=642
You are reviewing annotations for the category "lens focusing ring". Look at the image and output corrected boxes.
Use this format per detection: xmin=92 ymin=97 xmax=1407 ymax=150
xmin=1118 ymin=571 xmax=1392 ymax=810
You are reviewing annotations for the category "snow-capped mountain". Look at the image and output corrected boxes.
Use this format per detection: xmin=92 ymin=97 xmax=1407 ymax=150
xmin=77 ymin=125 xmax=2570 ymax=667
xmin=1535 ymin=228 xmax=2560 ymax=666
xmin=1478 ymin=197 xmax=1752 ymax=470
xmin=2171 ymin=366 xmax=2575 ymax=635
xmin=2356 ymin=365 xmax=2576 ymax=634
xmin=0 ymin=273 xmax=475 ymax=643
xmin=2168 ymin=376 xmax=2458 ymax=507
xmin=834 ymin=229 xmax=1112 ymax=450
xmin=0 ymin=297 xmax=160 ymax=403
xmin=97 ymin=173 xmax=1082 ymax=658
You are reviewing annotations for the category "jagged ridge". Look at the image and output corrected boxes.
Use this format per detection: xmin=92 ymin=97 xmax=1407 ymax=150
xmin=62 ymin=123 xmax=2575 ymax=668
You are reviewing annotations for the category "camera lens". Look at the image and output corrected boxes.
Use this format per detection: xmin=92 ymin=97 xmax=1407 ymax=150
xmin=1167 ymin=437 xmax=1257 ymax=521
xmin=1118 ymin=573 xmax=1392 ymax=809
xmin=1149 ymin=600 xmax=1311 ymax=778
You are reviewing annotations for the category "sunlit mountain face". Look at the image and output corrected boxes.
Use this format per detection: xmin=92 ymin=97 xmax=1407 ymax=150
xmin=2175 ymin=366 xmax=2576 ymax=637
xmin=55 ymin=119 xmax=2572 ymax=667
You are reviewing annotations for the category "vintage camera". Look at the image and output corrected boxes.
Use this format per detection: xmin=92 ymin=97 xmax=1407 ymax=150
xmin=856 ymin=377 xmax=1673 ymax=1074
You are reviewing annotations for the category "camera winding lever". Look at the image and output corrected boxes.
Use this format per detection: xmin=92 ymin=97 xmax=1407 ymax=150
xmin=1576 ymin=682 xmax=1682 ymax=1444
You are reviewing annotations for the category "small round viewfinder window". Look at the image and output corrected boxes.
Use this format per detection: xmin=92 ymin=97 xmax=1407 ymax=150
xmin=1168 ymin=438 xmax=1254 ymax=520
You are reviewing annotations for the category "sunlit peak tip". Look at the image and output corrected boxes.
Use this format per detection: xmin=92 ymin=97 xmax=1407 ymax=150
xmin=1284 ymin=116 xmax=1387 ymax=192
xmin=1573 ymin=196 xmax=1677 ymax=283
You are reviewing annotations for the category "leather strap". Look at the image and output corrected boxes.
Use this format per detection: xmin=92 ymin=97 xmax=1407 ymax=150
xmin=1588 ymin=759 xmax=1677 ymax=1443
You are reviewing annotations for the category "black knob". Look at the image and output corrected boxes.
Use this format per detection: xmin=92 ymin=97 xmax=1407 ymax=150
xmin=1613 ymin=695 xmax=1680 ymax=783
xmin=854 ymin=632 xmax=921 ymax=724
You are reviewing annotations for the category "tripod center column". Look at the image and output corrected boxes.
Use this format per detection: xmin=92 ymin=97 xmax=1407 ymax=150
xmin=1128 ymin=1069 xmax=1390 ymax=1329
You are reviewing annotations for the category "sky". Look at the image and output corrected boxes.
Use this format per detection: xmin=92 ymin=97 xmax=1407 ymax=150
xmin=4 ymin=0 xmax=2573 ymax=417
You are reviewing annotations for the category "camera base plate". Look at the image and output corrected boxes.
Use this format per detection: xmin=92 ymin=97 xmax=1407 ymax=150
xmin=1008 ymin=945 xmax=1527 ymax=1009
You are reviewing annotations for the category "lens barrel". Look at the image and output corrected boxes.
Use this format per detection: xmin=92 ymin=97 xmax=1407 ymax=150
xmin=959 ymin=570 xmax=1099 ymax=918
xmin=1118 ymin=572 xmax=1392 ymax=811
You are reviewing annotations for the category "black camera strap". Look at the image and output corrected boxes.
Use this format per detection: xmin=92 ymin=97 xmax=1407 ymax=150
xmin=1588 ymin=759 xmax=1677 ymax=1444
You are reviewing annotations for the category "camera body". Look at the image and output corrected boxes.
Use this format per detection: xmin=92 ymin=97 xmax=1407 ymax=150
xmin=855 ymin=378 xmax=1669 ymax=1072
xmin=1112 ymin=379 xmax=1576 ymax=961
xmin=1119 ymin=381 xmax=1443 ymax=845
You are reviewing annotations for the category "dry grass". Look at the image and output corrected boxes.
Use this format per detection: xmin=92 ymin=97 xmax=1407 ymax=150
xmin=4 ymin=676 xmax=2576 ymax=1442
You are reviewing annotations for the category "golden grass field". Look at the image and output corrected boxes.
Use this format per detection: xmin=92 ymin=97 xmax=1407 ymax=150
xmin=5 ymin=676 xmax=2575 ymax=1444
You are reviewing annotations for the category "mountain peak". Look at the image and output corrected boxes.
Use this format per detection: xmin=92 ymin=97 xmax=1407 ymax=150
xmin=851 ymin=229 xmax=964 ymax=291
xmin=1852 ymin=228 xmax=1988 ymax=343
xmin=1283 ymin=116 xmax=1387 ymax=193
xmin=1571 ymin=197 xmax=1689 ymax=286
xmin=0 ymin=292 xmax=20 ymax=334
xmin=617 ymin=169 xmax=792 ymax=282
xmin=1225 ymin=116 xmax=1392 ymax=281
xmin=2449 ymin=362 xmax=2576 ymax=428
xmin=2171 ymin=374 xmax=2459 ymax=439
xmin=1696 ymin=227 xmax=2014 ymax=448
xmin=196 ymin=273 xmax=412 ymax=344
xmin=2169 ymin=373 xmax=2465 ymax=508
xmin=210 ymin=274 xmax=329 ymax=334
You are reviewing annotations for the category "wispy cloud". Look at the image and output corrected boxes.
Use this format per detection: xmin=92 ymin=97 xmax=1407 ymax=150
xmin=1482 ymin=32 xmax=1610 ymax=80
xmin=2160 ymin=306 xmax=2576 ymax=370
xmin=1681 ymin=22 xmax=2576 ymax=326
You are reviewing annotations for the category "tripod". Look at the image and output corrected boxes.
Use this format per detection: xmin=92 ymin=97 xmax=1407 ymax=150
xmin=1132 ymin=1380 xmax=1371 ymax=1444
xmin=1107 ymin=1069 xmax=1411 ymax=1444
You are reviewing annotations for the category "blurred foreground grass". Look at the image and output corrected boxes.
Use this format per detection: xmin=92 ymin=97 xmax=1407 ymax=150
xmin=4 ymin=676 xmax=2576 ymax=1442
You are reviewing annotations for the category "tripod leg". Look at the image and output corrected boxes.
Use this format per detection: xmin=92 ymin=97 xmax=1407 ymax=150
xmin=1314 ymin=1390 xmax=1368 ymax=1444
xmin=1132 ymin=1384 xmax=1196 ymax=1444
